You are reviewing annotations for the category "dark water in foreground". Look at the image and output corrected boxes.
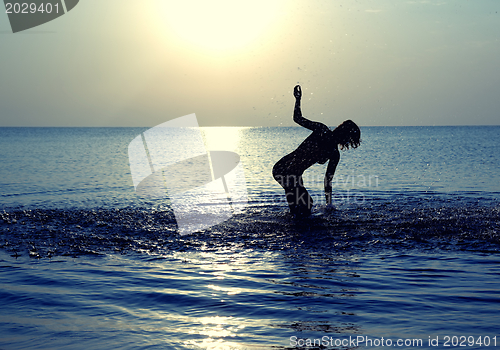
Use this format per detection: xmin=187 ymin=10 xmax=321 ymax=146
xmin=1 ymin=126 xmax=499 ymax=349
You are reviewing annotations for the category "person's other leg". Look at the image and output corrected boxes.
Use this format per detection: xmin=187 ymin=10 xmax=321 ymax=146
xmin=292 ymin=183 xmax=313 ymax=217
xmin=285 ymin=175 xmax=313 ymax=217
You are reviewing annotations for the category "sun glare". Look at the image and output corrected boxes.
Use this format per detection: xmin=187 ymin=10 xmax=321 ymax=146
xmin=159 ymin=0 xmax=285 ymax=53
xmin=201 ymin=127 xmax=243 ymax=152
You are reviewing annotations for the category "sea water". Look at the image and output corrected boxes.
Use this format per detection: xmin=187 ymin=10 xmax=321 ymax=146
xmin=0 ymin=126 xmax=499 ymax=349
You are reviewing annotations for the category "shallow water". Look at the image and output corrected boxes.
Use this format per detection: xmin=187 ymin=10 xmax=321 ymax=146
xmin=1 ymin=126 xmax=499 ymax=349
xmin=1 ymin=248 xmax=499 ymax=349
xmin=1 ymin=126 xmax=499 ymax=209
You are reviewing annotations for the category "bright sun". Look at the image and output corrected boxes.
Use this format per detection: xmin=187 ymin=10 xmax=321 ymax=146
xmin=159 ymin=0 xmax=285 ymax=53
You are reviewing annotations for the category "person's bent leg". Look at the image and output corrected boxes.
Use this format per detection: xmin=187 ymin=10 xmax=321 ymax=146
xmin=293 ymin=185 xmax=313 ymax=217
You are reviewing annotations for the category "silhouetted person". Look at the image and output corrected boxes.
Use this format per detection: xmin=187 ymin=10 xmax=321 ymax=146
xmin=272 ymin=85 xmax=361 ymax=216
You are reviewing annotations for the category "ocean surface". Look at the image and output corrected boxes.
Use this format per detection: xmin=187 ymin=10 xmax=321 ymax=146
xmin=0 ymin=126 xmax=499 ymax=349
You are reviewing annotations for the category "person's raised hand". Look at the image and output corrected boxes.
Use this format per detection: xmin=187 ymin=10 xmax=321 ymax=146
xmin=293 ymin=85 xmax=302 ymax=100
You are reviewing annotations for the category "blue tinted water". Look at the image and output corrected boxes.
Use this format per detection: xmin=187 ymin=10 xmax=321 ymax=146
xmin=0 ymin=126 xmax=499 ymax=349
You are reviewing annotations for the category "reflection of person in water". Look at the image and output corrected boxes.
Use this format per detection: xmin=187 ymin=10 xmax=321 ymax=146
xmin=272 ymin=85 xmax=361 ymax=216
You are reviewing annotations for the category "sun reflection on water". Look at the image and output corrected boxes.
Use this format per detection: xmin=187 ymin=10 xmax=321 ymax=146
xmin=201 ymin=127 xmax=247 ymax=153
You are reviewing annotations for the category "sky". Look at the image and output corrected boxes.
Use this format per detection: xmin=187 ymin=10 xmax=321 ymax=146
xmin=0 ymin=0 xmax=499 ymax=127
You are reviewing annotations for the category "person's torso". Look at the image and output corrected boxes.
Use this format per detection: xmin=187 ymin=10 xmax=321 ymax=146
xmin=285 ymin=130 xmax=337 ymax=173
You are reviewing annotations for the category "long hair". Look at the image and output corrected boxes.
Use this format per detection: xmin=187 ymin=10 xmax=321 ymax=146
xmin=334 ymin=120 xmax=361 ymax=150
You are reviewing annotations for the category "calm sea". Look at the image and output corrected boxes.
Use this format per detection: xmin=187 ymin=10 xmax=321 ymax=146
xmin=1 ymin=126 xmax=499 ymax=349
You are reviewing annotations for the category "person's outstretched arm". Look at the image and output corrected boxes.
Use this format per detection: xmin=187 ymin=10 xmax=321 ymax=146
xmin=293 ymin=85 xmax=329 ymax=132
xmin=324 ymin=150 xmax=340 ymax=205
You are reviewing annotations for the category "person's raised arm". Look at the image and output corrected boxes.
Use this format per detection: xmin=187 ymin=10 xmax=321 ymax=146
xmin=324 ymin=150 xmax=340 ymax=205
xmin=293 ymin=85 xmax=329 ymax=132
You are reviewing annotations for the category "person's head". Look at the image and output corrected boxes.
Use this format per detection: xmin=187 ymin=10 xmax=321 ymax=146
xmin=333 ymin=120 xmax=361 ymax=150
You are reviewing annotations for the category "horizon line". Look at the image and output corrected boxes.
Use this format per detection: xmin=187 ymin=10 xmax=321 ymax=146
xmin=0 ymin=124 xmax=499 ymax=128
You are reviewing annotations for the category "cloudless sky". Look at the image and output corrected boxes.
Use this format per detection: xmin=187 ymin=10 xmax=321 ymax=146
xmin=1 ymin=0 xmax=499 ymax=127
